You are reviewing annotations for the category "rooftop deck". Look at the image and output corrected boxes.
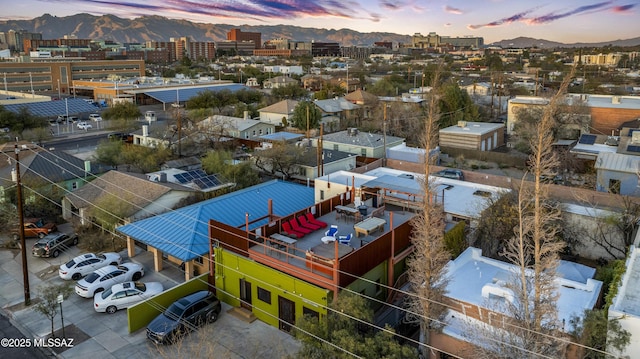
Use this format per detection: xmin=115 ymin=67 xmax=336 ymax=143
xmin=240 ymin=203 xmax=417 ymax=286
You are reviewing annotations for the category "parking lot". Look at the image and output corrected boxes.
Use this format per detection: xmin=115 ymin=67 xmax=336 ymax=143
xmin=1 ymin=228 xmax=300 ymax=358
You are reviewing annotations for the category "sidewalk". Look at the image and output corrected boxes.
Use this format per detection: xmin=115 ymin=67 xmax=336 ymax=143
xmin=0 ymin=245 xmax=300 ymax=358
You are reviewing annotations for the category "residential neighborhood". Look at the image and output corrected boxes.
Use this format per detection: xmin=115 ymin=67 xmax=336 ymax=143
xmin=1 ymin=8 xmax=640 ymax=359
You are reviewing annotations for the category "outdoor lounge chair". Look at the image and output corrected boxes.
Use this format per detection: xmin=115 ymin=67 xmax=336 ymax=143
xmin=298 ymin=215 xmax=321 ymax=231
xmin=325 ymin=224 xmax=338 ymax=237
xmin=305 ymin=212 xmax=327 ymax=228
xmin=338 ymin=233 xmax=352 ymax=245
xmin=282 ymin=221 xmax=304 ymax=238
xmin=288 ymin=218 xmax=312 ymax=235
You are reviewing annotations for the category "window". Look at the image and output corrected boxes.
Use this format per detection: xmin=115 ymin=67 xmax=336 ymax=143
xmin=320 ymin=190 xmax=324 ymax=200
xmin=72 ymin=182 xmax=78 ymax=190
xmin=259 ymin=129 xmax=263 ymax=135
xmin=361 ymin=148 xmax=367 ymax=156
xmin=609 ymin=179 xmax=621 ymax=194
xmin=303 ymin=307 xmax=319 ymax=321
xmin=333 ymin=144 xmax=339 ymax=151
xmin=195 ymin=256 xmax=203 ymax=265
xmin=257 ymin=287 xmax=271 ymax=304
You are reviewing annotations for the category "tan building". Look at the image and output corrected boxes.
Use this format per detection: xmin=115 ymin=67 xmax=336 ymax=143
xmin=439 ymin=122 xmax=505 ymax=151
xmin=0 ymin=59 xmax=145 ymax=96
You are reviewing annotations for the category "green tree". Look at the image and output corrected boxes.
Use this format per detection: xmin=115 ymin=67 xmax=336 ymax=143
xmin=101 ymin=102 xmax=141 ymax=131
xmin=295 ymin=291 xmax=417 ymax=358
xmin=34 ymin=282 xmax=73 ymax=338
xmin=271 ymin=83 xmax=308 ymax=100
xmin=570 ymin=309 xmax=630 ymax=359
xmin=438 ymin=82 xmax=479 ymax=128
xmin=93 ymin=140 xmax=125 ymax=169
xmin=368 ymin=74 xmax=410 ymax=96
xmin=291 ymin=101 xmax=321 ymax=130
xmin=201 ymin=150 xmax=259 ymax=190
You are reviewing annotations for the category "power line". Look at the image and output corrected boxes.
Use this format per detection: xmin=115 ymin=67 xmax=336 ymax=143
xmin=6 ymin=143 xmax=620 ymax=358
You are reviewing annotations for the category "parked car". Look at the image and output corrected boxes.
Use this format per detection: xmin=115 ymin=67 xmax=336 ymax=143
xmin=13 ymin=217 xmax=57 ymax=240
xmin=88 ymin=113 xmax=102 ymax=121
xmin=59 ymin=252 xmax=122 ymax=280
xmin=146 ymin=290 xmax=221 ymax=345
xmin=75 ymin=263 xmax=145 ymax=298
xmin=77 ymin=121 xmax=93 ymax=130
xmin=94 ymin=281 xmax=163 ymax=314
xmin=32 ymin=232 xmax=79 ymax=258
xmin=107 ymin=132 xmax=129 ymax=141
xmin=434 ymin=169 xmax=465 ymax=181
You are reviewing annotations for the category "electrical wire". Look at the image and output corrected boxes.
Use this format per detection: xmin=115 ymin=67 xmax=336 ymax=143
xmin=5 ymin=143 xmax=620 ymax=358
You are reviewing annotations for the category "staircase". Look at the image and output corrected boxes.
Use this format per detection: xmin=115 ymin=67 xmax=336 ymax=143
xmin=227 ymin=307 xmax=257 ymax=323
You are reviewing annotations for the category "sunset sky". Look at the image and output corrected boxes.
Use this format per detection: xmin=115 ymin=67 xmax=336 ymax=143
xmin=4 ymin=0 xmax=639 ymax=43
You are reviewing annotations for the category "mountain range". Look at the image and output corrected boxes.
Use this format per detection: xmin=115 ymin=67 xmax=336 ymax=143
xmin=1 ymin=13 xmax=639 ymax=49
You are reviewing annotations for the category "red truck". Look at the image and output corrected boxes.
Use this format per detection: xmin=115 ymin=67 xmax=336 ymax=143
xmin=12 ymin=218 xmax=57 ymax=240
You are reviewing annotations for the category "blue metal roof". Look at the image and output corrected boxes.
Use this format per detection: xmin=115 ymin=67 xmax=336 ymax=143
xmin=144 ymin=84 xmax=249 ymax=104
xmin=116 ymin=180 xmax=315 ymax=262
xmin=3 ymin=99 xmax=99 ymax=118
xmin=258 ymin=132 xmax=304 ymax=141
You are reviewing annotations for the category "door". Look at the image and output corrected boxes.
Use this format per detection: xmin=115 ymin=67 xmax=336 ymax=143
xmin=278 ymin=296 xmax=295 ymax=332
xmin=239 ymin=278 xmax=252 ymax=310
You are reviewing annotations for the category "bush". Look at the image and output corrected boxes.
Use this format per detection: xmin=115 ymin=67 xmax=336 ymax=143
xmin=444 ymin=221 xmax=466 ymax=258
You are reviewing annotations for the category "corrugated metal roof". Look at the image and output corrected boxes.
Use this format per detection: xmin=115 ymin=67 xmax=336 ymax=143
xmin=594 ymin=152 xmax=640 ymax=173
xmin=116 ymin=180 xmax=315 ymax=261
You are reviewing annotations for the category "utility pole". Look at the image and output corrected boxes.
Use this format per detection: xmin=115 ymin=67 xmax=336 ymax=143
xmin=14 ymin=144 xmax=31 ymax=306
xmin=383 ymin=104 xmax=388 ymax=166
xmin=306 ymin=104 xmax=310 ymax=139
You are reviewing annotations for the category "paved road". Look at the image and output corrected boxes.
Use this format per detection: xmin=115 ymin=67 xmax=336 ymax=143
xmin=0 ymin=311 xmax=50 ymax=359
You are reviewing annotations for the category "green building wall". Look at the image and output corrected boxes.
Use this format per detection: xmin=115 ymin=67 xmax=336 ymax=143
xmin=214 ymin=247 xmax=330 ymax=328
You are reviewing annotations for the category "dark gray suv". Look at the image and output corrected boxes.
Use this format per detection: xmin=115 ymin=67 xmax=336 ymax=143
xmin=146 ymin=290 xmax=221 ymax=345
xmin=32 ymin=233 xmax=79 ymax=258
xmin=434 ymin=169 xmax=464 ymax=181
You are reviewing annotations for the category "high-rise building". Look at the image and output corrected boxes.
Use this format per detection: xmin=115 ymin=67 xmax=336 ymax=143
xmin=227 ymin=29 xmax=261 ymax=49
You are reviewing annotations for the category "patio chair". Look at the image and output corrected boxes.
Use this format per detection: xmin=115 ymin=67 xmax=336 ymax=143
xmin=325 ymin=225 xmax=338 ymax=237
xmin=298 ymin=215 xmax=321 ymax=231
xmin=305 ymin=212 xmax=327 ymax=228
xmin=282 ymin=221 xmax=304 ymax=238
xmin=288 ymin=218 xmax=312 ymax=235
xmin=338 ymin=233 xmax=352 ymax=245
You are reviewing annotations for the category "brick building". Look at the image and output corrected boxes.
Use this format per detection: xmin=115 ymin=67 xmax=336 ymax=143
xmin=227 ymin=29 xmax=261 ymax=49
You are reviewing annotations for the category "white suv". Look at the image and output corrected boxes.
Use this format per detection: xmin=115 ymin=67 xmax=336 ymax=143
xmin=88 ymin=113 xmax=102 ymax=121
xmin=77 ymin=121 xmax=93 ymax=130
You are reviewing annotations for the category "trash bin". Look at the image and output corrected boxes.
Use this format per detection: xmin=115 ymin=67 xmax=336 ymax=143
xmin=358 ymin=205 xmax=368 ymax=216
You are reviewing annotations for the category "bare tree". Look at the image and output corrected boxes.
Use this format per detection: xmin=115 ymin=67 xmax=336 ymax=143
xmin=33 ymin=282 xmax=73 ymax=338
xmin=253 ymin=142 xmax=306 ymax=179
xmin=470 ymin=69 xmax=576 ymax=359
xmin=405 ymin=64 xmax=451 ymax=358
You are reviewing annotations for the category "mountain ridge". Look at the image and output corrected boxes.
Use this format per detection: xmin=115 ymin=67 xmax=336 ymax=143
xmin=1 ymin=14 xmax=639 ymax=49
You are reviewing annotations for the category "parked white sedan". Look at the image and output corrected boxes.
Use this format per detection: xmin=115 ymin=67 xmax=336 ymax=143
xmin=94 ymin=281 xmax=163 ymax=314
xmin=59 ymin=252 xmax=122 ymax=280
xmin=75 ymin=263 xmax=144 ymax=298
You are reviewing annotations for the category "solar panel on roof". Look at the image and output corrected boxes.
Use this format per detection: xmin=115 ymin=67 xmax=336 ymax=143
xmin=628 ymin=145 xmax=640 ymax=153
xmin=193 ymin=174 xmax=223 ymax=190
xmin=578 ymin=134 xmax=597 ymax=145
xmin=145 ymin=84 xmax=249 ymax=104
xmin=4 ymin=99 xmax=98 ymax=118
xmin=174 ymin=169 xmax=207 ymax=184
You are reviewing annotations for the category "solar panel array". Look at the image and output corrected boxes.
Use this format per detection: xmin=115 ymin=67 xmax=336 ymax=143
xmin=193 ymin=174 xmax=223 ymax=190
xmin=174 ymin=169 xmax=207 ymax=184
xmin=145 ymin=84 xmax=249 ymax=104
xmin=172 ymin=169 xmax=224 ymax=190
xmin=3 ymin=99 xmax=99 ymax=118
xmin=627 ymin=145 xmax=640 ymax=153
xmin=578 ymin=134 xmax=597 ymax=145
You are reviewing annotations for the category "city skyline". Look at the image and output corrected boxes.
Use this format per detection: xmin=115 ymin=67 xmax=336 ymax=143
xmin=3 ymin=0 xmax=640 ymax=44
